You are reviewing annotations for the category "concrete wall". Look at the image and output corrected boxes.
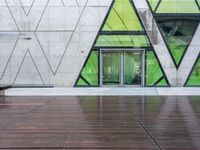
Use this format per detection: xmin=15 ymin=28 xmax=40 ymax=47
xmin=0 ymin=0 xmax=199 ymax=87
xmin=0 ymin=0 xmax=112 ymax=86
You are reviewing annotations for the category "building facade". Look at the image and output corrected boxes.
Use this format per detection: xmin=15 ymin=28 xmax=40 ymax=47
xmin=0 ymin=0 xmax=199 ymax=87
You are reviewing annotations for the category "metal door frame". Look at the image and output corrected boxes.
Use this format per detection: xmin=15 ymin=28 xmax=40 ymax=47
xmin=100 ymin=49 xmax=145 ymax=87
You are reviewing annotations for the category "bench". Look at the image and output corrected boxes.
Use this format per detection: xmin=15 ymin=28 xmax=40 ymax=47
xmin=0 ymin=85 xmax=11 ymax=96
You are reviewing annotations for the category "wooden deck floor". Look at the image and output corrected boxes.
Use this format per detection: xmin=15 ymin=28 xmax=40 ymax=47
xmin=0 ymin=96 xmax=200 ymax=149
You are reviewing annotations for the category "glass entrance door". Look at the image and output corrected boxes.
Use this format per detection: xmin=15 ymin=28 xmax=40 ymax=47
xmin=124 ymin=51 xmax=142 ymax=85
xmin=101 ymin=50 xmax=144 ymax=86
xmin=102 ymin=51 xmax=121 ymax=85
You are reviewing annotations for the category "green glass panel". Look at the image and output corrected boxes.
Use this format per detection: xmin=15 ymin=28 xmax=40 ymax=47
xmin=148 ymin=0 xmax=160 ymax=11
xmin=124 ymin=51 xmax=142 ymax=85
xmin=103 ymin=0 xmax=143 ymax=31
xmin=167 ymin=38 xmax=187 ymax=65
xmin=95 ymin=35 xmax=149 ymax=47
xmin=76 ymin=51 xmax=99 ymax=86
xmin=156 ymin=0 xmax=200 ymax=13
xmin=187 ymin=58 xmax=200 ymax=86
xmin=157 ymin=19 xmax=198 ymax=65
xmin=157 ymin=78 xmax=168 ymax=86
xmin=77 ymin=78 xmax=88 ymax=86
xmin=146 ymin=51 xmax=168 ymax=86
xmin=102 ymin=52 xmax=120 ymax=85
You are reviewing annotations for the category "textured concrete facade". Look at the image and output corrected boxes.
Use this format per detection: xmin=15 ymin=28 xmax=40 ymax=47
xmin=0 ymin=0 xmax=199 ymax=87
xmin=0 ymin=0 xmax=112 ymax=86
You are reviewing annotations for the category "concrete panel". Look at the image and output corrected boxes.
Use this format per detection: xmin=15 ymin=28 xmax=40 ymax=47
xmin=6 ymin=0 xmax=48 ymax=6
xmin=62 ymin=0 xmax=87 ymax=7
xmin=48 ymin=0 xmax=64 ymax=6
xmin=49 ymin=6 xmax=110 ymax=86
xmin=18 ymin=0 xmax=35 ymax=7
xmin=0 ymin=7 xmax=18 ymax=31
xmin=87 ymin=0 xmax=112 ymax=6
xmin=0 ymin=32 xmax=19 ymax=77
xmin=49 ymin=72 xmax=78 ymax=86
xmin=0 ymin=32 xmax=52 ymax=84
xmin=77 ymin=7 xmax=109 ymax=32
xmin=5 ymin=0 xmax=49 ymax=31
xmin=35 ymin=31 xmax=73 ymax=73
xmin=37 ymin=7 xmax=83 ymax=31
xmin=62 ymin=0 xmax=79 ymax=6
xmin=13 ymin=51 xmax=45 ymax=85
xmin=0 ymin=0 xmax=6 ymax=6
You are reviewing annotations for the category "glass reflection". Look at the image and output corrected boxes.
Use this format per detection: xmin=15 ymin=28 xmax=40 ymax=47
xmin=102 ymin=52 xmax=120 ymax=85
xmin=78 ymin=96 xmax=200 ymax=149
xmin=124 ymin=51 xmax=142 ymax=85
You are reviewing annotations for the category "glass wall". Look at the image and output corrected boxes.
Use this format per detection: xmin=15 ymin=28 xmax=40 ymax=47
xmin=102 ymin=52 xmax=121 ymax=85
xmin=102 ymin=0 xmax=143 ymax=31
xmin=124 ymin=51 xmax=142 ymax=85
xmin=157 ymin=19 xmax=199 ymax=66
xmin=146 ymin=51 xmax=168 ymax=86
xmin=148 ymin=0 xmax=200 ymax=86
xmin=148 ymin=0 xmax=200 ymax=13
xmin=186 ymin=58 xmax=200 ymax=86
xmin=76 ymin=51 xmax=99 ymax=86
xmin=76 ymin=0 xmax=154 ymax=87
xmin=75 ymin=0 xmax=171 ymax=87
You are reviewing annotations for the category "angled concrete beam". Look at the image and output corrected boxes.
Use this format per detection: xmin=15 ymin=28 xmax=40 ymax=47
xmin=178 ymin=25 xmax=200 ymax=86
xmin=132 ymin=0 xmax=177 ymax=86
xmin=132 ymin=0 xmax=200 ymax=86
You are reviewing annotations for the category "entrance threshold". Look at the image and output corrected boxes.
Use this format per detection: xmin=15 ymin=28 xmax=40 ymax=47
xmin=5 ymin=87 xmax=200 ymax=96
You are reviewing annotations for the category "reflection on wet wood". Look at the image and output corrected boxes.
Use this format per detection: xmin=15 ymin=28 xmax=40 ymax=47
xmin=0 ymin=96 xmax=199 ymax=149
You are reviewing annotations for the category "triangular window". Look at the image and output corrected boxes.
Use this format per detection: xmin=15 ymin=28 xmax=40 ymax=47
xmin=75 ymin=0 xmax=168 ymax=87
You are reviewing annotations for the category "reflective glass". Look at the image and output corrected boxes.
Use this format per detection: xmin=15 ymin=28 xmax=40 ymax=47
xmin=156 ymin=0 xmax=200 ymax=13
xmin=148 ymin=0 xmax=160 ymax=11
xmin=103 ymin=0 xmax=143 ymax=31
xmin=76 ymin=78 xmax=88 ymax=86
xmin=157 ymin=78 xmax=168 ymax=86
xmin=146 ymin=51 xmax=168 ymax=86
xmin=102 ymin=52 xmax=120 ymax=85
xmin=124 ymin=51 xmax=142 ymax=85
xmin=157 ymin=19 xmax=198 ymax=65
xmin=187 ymin=58 xmax=200 ymax=86
xmin=76 ymin=51 xmax=99 ymax=86
xmin=95 ymin=35 xmax=149 ymax=47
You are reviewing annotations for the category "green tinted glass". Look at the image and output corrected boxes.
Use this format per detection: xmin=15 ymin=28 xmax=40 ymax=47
xmin=157 ymin=78 xmax=168 ymax=86
xmin=102 ymin=52 xmax=120 ymax=85
xmin=146 ymin=51 xmax=168 ymax=86
xmin=103 ymin=0 xmax=143 ymax=31
xmin=76 ymin=51 xmax=99 ymax=86
xmin=95 ymin=35 xmax=149 ymax=47
xmin=157 ymin=19 xmax=198 ymax=65
xmin=148 ymin=0 xmax=159 ymax=11
xmin=76 ymin=0 xmax=152 ymax=87
xmin=124 ymin=51 xmax=142 ymax=85
xmin=186 ymin=58 xmax=200 ymax=86
xmin=156 ymin=0 xmax=200 ymax=13
xmin=77 ymin=78 xmax=88 ymax=86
